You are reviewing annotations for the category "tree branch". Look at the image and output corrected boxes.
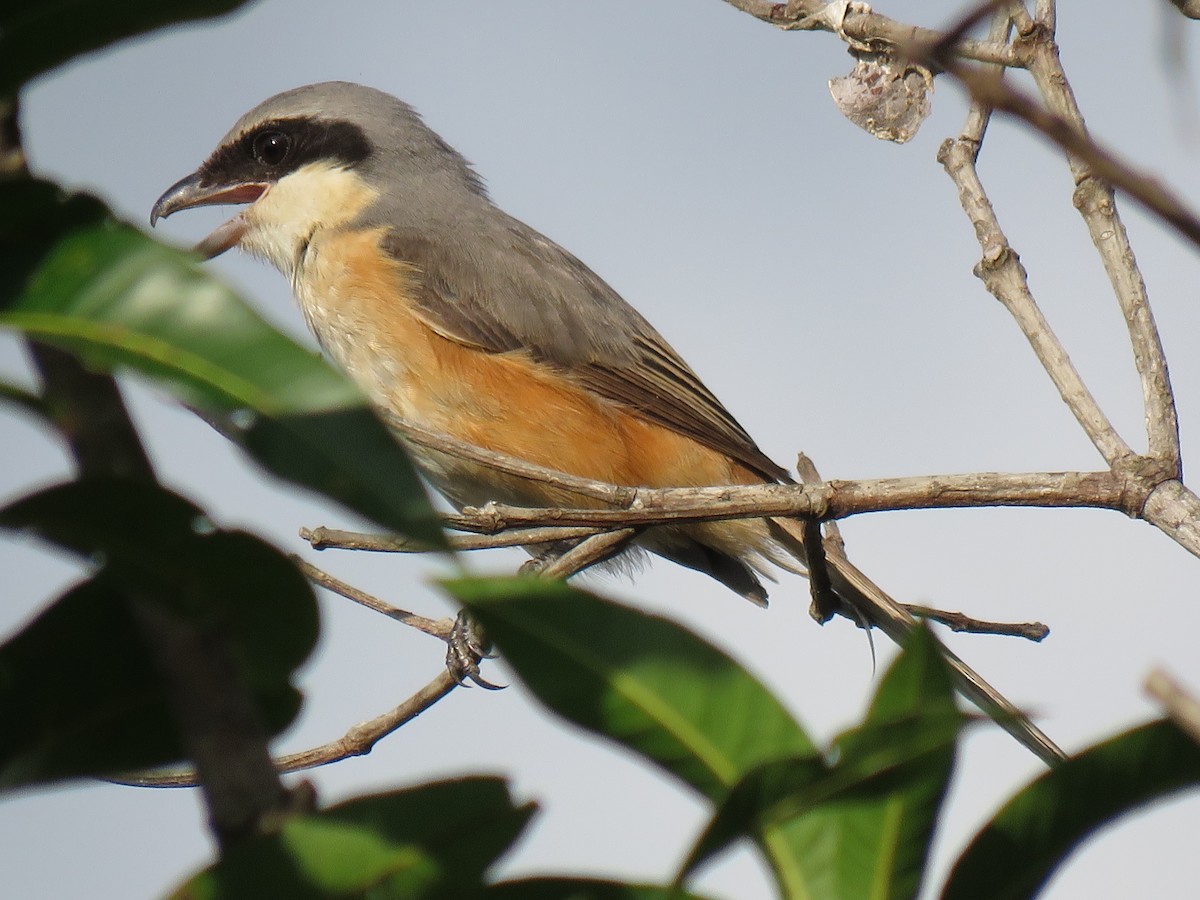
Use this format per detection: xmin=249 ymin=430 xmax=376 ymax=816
xmin=937 ymin=120 xmax=1134 ymax=467
xmin=906 ymin=605 xmax=1049 ymax=641
xmin=114 ymin=670 xmax=462 ymax=787
xmin=301 ymin=523 xmax=610 ymax=553
xmin=721 ymin=0 xmax=1021 ymax=66
xmin=291 ymin=557 xmax=455 ymax=641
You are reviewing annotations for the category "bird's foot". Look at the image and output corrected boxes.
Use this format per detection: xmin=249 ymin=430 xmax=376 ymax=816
xmin=445 ymin=610 xmax=504 ymax=690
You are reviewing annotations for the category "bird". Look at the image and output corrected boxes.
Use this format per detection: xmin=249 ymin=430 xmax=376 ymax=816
xmin=150 ymin=81 xmax=821 ymax=607
xmin=147 ymin=82 xmax=1071 ymax=764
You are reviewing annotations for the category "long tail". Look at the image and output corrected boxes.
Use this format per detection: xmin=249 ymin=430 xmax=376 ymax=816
xmin=769 ymin=517 xmax=1066 ymax=767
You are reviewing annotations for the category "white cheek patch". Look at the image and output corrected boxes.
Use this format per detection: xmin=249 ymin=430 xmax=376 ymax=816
xmin=239 ymin=162 xmax=379 ymax=276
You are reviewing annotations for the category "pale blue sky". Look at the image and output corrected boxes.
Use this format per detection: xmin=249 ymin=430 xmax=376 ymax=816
xmin=4 ymin=2 xmax=1200 ymax=897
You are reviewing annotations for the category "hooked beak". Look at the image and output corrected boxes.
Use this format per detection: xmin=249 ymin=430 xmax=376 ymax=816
xmin=150 ymin=171 xmax=268 ymax=259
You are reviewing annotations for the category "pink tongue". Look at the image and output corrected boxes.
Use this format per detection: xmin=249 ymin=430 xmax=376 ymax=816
xmin=194 ymin=215 xmax=248 ymax=260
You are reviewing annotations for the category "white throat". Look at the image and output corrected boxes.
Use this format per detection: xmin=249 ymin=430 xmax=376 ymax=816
xmin=237 ymin=162 xmax=379 ymax=280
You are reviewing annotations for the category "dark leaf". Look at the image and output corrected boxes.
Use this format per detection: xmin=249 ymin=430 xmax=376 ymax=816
xmin=449 ymin=576 xmax=815 ymax=799
xmin=485 ymin=879 xmax=716 ymax=900
xmin=0 ymin=477 xmax=319 ymax=683
xmin=0 ymin=577 xmax=299 ymax=788
xmin=942 ymin=719 xmax=1200 ymax=900
xmin=679 ymin=625 xmax=960 ymax=900
xmin=0 ymin=476 xmax=317 ymax=788
xmin=0 ymin=0 xmax=251 ymax=94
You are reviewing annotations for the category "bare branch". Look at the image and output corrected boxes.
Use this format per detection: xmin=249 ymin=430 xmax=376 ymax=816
xmin=1141 ymin=479 xmax=1200 ymax=559
xmin=1017 ymin=32 xmax=1181 ymax=473
xmin=919 ymin=14 xmax=1185 ymax=472
xmin=291 ymin=556 xmax=454 ymax=641
xmin=808 ymin=524 xmax=1065 ymax=763
xmin=528 ymin=529 xmax=640 ymax=580
xmin=936 ymin=58 xmax=1200 ymax=266
xmin=907 ymin=605 xmax=1049 ymax=641
xmin=721 ymin=0 xmax=1020 ymax=66
xmin=937 ymin=127 xmax=1133 ymax=467
xmin=1034 ymin=0 xmax=1055 ymax=32
xmin=113 ymin=670 xmax=462 ymax=787
xmin=302 ymin=524 xmax=609 ymax=553
xmin=801 ymin=516 xmax=840 ymax=623
xmin=959 ymin=4 xmax=1012 ymax=145
xmin=792 ymin=453 xmax=1061 ymax=760
xmin=925 ymin=0 xmax=1007 ymax=62
xmin=1005 ymin=0 xmax=1035 ymax=34
xmin=436 ymin=470 xmax=1128 ymax=535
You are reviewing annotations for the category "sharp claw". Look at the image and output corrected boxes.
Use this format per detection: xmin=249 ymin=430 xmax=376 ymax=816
xmin=445 ymin=610 xmax=504 ymax=688
xmin=468 ymin=671 xmax=507 ymax=691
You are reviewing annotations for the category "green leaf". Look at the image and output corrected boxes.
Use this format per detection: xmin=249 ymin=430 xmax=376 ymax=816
xmin=941 ymin=719 xmax=1200 ymax=900
xmin=0 ymin=577 xmax=300 ymax=788
xmin=0 ymin=477 xmax=317 ymax=787
xmin=0 ymin=477 xmax=318 ymax=684
xmin=777 ymin=627 xmax=957 ymax=900
xmin=0 ymin=180 xmax=440 ymax=543
xmin=171 ymin=778 xmax=536 ymax=899
xmin=679 ymin=626 xmax=961 ymax=900
xmin=450 ymin=577 xmax=830 ymax=898
xmin=484 ymin=879 xmax=717 ymax=900
xmin=0 ymin=0 xmax=250 ymax=94
xmin=449 ymin=576 xmax=816 ymax=799
xmin=831 ymin=625 xmax=958 ymax=900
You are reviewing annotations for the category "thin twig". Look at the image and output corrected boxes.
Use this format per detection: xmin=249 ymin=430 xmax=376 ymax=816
xmin=937 ymin=118 xmax=1133 ymax=468
xmin=1145 ymin=669 xmax=1200 ymax=747
xmin=922 ymin=3 xmax=1199 ymax=555
xmin=295 ymin=454 xmax=1200 ymax=558
xmin=955 ymin=3 xmax=1012 ymax=151
xmin=302 ymin=524 xmax=609 ymax=553
xmin=928 ymin=50 xmax=1200 ymax=428
xmin=800 ymin=517 xmax=839 ymax=623
xmin=814 ymin=538 xmax=1065 ymax=763
xmin=925 ymin=0 xmax=1007 ymax=63
xmin=792 ymin=455 xmax=1061 ymax=762
xmin=906 ymin=605 xmax=1049 ymax=641
xmin=291 ymin=556 xmax=454 ymax=640
xmin=124 ymin=523 xmax=640 ymax=789
xmin=532 ymin=529 xmax=640 ymax=580
xmin=1005 ymin=0 xmax=1035 ymax=34
xmin=945 ymin=58 xmax=1200 ymax=256
xmin=1015 ymin=23 xmax=1181 ymax=474
xmin=113 ymin=670 xmax=462 ymax=787
xmin=796 ymin=453 xmax=846 ymax=555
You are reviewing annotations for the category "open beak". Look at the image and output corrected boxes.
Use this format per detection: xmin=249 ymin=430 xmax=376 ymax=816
xmin=150 ymin=171 xmax=268 ymax=259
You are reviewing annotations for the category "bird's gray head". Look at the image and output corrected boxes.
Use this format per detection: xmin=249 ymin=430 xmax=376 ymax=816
xmin=150 ymin=81 xmax=486 ymax=269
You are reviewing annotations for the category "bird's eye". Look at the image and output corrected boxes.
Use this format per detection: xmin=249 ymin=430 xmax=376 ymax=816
xmin=251 ymin=131 xmax=291 ymax=166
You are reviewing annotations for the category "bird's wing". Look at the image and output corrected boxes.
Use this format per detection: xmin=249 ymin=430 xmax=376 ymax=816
xmin=382 ymin=217 xmax=788 ymax=483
